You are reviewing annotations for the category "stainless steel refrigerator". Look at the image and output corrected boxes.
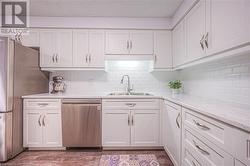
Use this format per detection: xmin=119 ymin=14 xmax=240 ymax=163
xmin=0 ymin=37 xmax=49 ymax=162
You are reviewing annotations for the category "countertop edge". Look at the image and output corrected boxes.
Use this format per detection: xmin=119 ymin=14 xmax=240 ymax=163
xmin=22 ymin=94 xmax=250 ymax=133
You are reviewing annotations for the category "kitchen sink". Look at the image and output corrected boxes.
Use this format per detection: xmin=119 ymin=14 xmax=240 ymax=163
xmin=108 ymin=92 xmax=153 ymax=96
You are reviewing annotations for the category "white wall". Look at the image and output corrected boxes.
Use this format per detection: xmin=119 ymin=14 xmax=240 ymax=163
xmin=180 ymin=54 xmax=250 ymax=107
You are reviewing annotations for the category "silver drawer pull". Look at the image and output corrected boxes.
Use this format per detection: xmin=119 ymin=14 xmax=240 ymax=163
xmin=193 ymin=140 xmax=210 ymax=155
xmin=176 ymin=113 xmax=181 ymax=128
xmin=193 ymin=120 xmax=210 ymax=130
xmin=38 ymin=103 xmax=49 ymax=107
xmin=42 ymin=115 xmax=46 ymax=126
xmin=128 ymin=114 xmax=130 ymax=125
xmin=126 ymin=103 xmax=136 ymax=107
xmin=38 ymin=115 xmax=42 ymax=126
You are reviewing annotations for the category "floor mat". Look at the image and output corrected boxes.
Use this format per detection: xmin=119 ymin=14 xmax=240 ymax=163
xmin=99 ymin=154 xmax=160 ymax=166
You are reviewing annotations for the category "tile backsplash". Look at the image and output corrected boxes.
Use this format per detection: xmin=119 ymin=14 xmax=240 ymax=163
xmin=50 ymin=61 xmax=177 ymax=96
xmin=50 ymin=54 xmax=250 ymax=107
xmin=180 ymin=54 xmax=250 ymax=107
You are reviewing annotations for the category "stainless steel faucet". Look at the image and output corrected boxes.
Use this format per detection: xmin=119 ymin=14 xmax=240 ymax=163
xmin=120 ymin=75 xmax=133 ymax=94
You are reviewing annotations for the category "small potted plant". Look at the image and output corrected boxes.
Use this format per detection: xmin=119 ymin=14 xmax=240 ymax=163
xmin=168 ymin=80 xmax=182 ymax=97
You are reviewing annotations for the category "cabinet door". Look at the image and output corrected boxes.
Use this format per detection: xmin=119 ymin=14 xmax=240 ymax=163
xmin=165 ymin=104 xmax=181 ymax=166
xmin=73 ymin=30 xmax=89 ymax=67
xmin=233 ymin=129 xmax=250 ymax=166
xmin=130 ymin=31 xmax=154 ymax=55
xmin=89 ymin=30 xmax=105 ymax=68
xmin=21 ymin=29 xmax=40 ymax=47
xmin=40 ymin=30 xmax=57 ymax=67
xmin=154 ymin=31 xmax=172 ymax=69
xmin=56 ymin=30 xmax=73 ymax=67
xmin=43 ymin=111 xmax=62 ymax=147
xmin=206 ymin=0 xmax=250 ymax=55
xmin=105 ymin=30 xmax=130 ymax=55
xmin=23 ymin=112 xmax=43 ymax=147
xmin=173 ymin=20 xmax=186 ymax=67
xmin=102 ymin=110 xmax=130 ymax=146
xmin=185 ymin=0 xmax=206 ymax=62
xmin=131 ymin=110 xmax=159 ymax=146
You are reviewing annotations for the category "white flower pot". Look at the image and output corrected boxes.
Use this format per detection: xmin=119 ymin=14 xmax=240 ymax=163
xmin=171 ymin=89 xmax=180 ymax=98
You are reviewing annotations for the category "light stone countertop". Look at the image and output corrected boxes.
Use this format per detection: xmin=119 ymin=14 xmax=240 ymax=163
xmin=22 ymin=93 xmax=250 ymax=133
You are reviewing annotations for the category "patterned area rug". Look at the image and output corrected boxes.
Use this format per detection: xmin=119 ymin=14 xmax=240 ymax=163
xmin=99 ymin=154 xmax=160 ymax=166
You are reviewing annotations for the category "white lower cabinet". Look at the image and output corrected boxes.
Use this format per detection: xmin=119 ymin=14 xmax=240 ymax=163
xmin=162 ymin=101 xmax=182 ymax=166
xmin=102 ymin=99 xmax=160 ymax=148
xmin=25 ymin=112 xmax=43 ymax=146
xmin=233 ymin=128 xmax=250 ymax=166
xmin=182 ymin=126 xmax=234 ymax=166
xmin=102 ymin=110 xmax=131 ymax=147
xmin=23 ymin=99 xmax=62 ymax=148
xmin=131 ymin=109 xmax=159 ymax=146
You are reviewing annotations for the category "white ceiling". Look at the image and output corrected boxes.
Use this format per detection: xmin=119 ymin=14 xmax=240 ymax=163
xmin=30 ymin=0 xmax=183 ymax=18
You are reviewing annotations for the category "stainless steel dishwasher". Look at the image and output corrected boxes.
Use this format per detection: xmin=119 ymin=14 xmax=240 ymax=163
xmin=61 ymin=99 xmax=102 ymax=147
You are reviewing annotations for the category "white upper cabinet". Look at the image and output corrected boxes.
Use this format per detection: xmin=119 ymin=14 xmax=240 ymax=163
xmin=73 ymin=30 xmax=105 ymax=68
xmin=173 ymin=21 xmax=186 ymax=67
xmin=173 ymin=0 xmax=250 ymax=68
xmin=40 ymin=29 xmax=73 ymax=68
xmin=40 ymin=30 xmax=57 ymax=67
xmin=105 ymin=30 xmax=130 ymax=55
xmin=21 ymin=29 xmax=40 ymax=47
xmin=154 ymin=31 xmax=172 ymax=69
xmin=56 ymin=30 xmax=73 ymax=67
xmin=88 ymin=30 xmax=105 ymax=68
xmin=73 ymin=30 xmax=89 ymax=67
xmin=129 ymin=31 xmax=154 ymax=55
xmin=185 ymin=0 xmax=206 ymax=62
xmin=206 ymin=0 xmax=250 ymax=55
xmin=105 ymin=30 xmax=154 ymax=55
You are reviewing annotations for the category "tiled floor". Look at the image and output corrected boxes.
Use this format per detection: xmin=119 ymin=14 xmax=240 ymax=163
xmin=2 ymin=149 xmax=173 ymax=166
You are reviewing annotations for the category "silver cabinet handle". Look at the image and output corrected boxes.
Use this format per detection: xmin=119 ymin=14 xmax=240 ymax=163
xmin=154 ymin=54 xmax=157 ymax=63
xmin=38 ymin=115 xmax=42 ymax=126
xmin=193 ymin=140 xmax=210 ymax=155
xmin=126 ymin=103 xmax=136 ymax=107
xmin=200 ymin=35 xmax=205 ymax=50
xmin=130 ymin=41 xmax=132 ymax=50
xmin=89 ymin=54 xmax=91 ymax=63
xmin=204 ymin=32 xmax=209 ymax=48
xmin=176 ymin=113 xmax=180 ymax=128
xmin=52 ymin=54 xmax=55 ymax=63
xmin=193 ymin=120 xmax=210 ymax=130
xmin=38 ymin=103 xmax=49 ymax=107
xmin=127 ymin=41 xmax=129 ymax=50
xmin=247 ymin=140 xmax=250 ymax=158
xmin=55 ymin=54 xmax=59 ymax=63
xmin=131 ymin=115 xmax=134 ymax=126
xmin=128 ymin=114 xmax=130 ymax=125
xmin=85 ymin=54 xmax=88 ymax=63
xmin=42 ymin=115 xmax=45 ymax=126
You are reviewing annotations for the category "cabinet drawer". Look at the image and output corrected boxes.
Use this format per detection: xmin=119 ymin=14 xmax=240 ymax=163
xmin=183 ymin=107 xmax=234 ymax=153
xmin=183 ymin=126 xmax=234 ymax=166
xmin=102 ymin=99 xmax=159 ymax=110
xmin=24 ymin=99 xmax=61 ymax=110
xmin=183 ymin=147 xmax=204 ymax=166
